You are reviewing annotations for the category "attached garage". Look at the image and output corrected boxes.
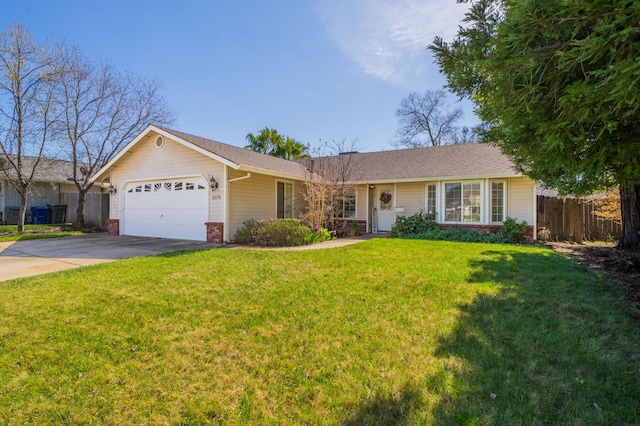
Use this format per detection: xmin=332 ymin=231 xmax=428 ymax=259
xmin=122 ymin=177 xmax=209 ymax=241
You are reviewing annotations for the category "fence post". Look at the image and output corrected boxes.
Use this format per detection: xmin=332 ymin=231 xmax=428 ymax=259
xmin=537 ymin=194 xmax=620 ymax=242
xmin=61 ymin=192 xmax=109 ymax=229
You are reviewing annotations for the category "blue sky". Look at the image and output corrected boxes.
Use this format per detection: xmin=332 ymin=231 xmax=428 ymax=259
xmin=2 ymin=0 xmax=476 ymax=153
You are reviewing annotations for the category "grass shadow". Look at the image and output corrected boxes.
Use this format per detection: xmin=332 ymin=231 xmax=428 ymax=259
xmin=341 ymin=384 xmax=424 ymax=426
xmin=155 ymin=248 xmax=215 ymax=258
xmin=0 ymin=232 xmax=81 ymax=242
xmin=430 ymin=248 xmax=640 ymax=425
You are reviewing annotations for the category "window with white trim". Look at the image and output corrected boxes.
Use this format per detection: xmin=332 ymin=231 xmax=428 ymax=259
xmin=444 ymin=182 xmax=481 ymax=222
xmin=126 ymin=180 xmax=206 ymax=194
xmin=338 ymin=189 xmax=356 ymax=218
xmin=277 ymin=181 xmax=294 ymax=218
xmin=491 ymin=181 xmax=506 ymax=223
xmin=426 ymin=184 xmax=437 ymax=217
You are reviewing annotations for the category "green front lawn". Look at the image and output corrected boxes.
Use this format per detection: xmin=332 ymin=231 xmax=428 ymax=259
xmin=0 ymin=239 xmax=638 ymax=424
xmin=0 ymin=224 xmax=83 ymax=242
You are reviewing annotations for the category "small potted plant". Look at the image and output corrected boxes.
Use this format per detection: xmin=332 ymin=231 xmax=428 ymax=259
xmin=349 ymin=222 xmax=360 ymax=237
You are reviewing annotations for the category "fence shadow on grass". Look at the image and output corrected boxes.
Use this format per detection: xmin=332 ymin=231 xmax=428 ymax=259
xmin=429 ymin=249 xmax=640 ymax=425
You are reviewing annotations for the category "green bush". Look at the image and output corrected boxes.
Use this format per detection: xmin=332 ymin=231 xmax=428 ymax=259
xmin=234 ymin=219 xmax=334 ymax=247
xmin=498 ymin=217 xmax=528 ymax=243
xmin=402 ymin=227 xmax=509 ymax=244
xmin=234 ymin=219 xmax=260 ymax=244
xmin=390 ymin=213 xmax=530 ymax=245
xmin=303 ymin=227 xmax=335 ymax=244
xmin=390 ymin=212 xmax=438 ymax=237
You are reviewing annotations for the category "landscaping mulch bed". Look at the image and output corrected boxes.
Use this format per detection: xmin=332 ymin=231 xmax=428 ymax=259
xmin=548 ymin=241 xmax=640 ymax=319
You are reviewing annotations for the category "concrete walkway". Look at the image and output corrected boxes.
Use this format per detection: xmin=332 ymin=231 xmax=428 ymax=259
xmin=0 ymin=234 xmax=214 ymax=282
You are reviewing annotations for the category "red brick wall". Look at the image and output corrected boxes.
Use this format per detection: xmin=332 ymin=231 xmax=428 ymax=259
xmin=108 ymin=219 xmax=119 ymax=236
xmin=337 ymin=219 xmax=366 ymax=236
xmin=523 ymin=225 xmax=535 ymax=240
xmin=205 ymin=222 xmax=224 ymax=244
xmin=347 ymin=220 xmax=366 ymax=234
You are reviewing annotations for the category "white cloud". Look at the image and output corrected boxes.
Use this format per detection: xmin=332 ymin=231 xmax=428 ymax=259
xmin=311 ymin=0 xmax=469 ymax=85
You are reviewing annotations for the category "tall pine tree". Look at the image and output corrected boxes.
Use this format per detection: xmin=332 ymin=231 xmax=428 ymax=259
xmin=431 ymin=0 xmax=640 ymax=249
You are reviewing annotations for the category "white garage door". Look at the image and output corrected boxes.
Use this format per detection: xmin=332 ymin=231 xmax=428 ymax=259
xmin=123 ymin=178 xmax=209 ymax=241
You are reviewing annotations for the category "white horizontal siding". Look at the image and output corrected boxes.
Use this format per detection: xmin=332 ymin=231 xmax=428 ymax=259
xmin=396 ymin=182 xmax=425 ymax=217
xmin=355 ymin=185 xmax=367 ymax=220
xmin=507 ymin=177 xmax=535 ymax=224
xmin=228 ymin=170 xmax=285 ymax=239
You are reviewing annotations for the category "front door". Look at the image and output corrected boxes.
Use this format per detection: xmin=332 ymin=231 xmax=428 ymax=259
xmin=377 ymin=186 xmax=395 ymax=231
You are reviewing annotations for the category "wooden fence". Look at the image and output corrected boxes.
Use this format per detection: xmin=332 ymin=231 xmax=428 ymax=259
xmin=61 ymin=192 xmax=110 ymax=230
xmin=536 ymin=195 xmax=622 ymax=242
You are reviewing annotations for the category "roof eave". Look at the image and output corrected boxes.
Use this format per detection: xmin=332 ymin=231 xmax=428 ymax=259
xmin=238 ymin=164 xmax=307 ymax=181
xmin=351 ymin=172 xmax=524 ymax=185
xmin=92 ymin=125 xmax=242 ymax=182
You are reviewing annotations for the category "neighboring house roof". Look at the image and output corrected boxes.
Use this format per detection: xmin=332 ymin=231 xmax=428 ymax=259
xmin=310 ymin=143 xmax=519 ymax=183
xmin=0 ymin=156 xmax=77 ymax=184
xmin=536 ymin=187 xmax=559 ymax=198
xmin=536 ymin=187 xmax=611 ymax=200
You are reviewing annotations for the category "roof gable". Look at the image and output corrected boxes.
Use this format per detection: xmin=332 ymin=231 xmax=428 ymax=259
xmin=93 ymin=125 xmax=309 ymax=181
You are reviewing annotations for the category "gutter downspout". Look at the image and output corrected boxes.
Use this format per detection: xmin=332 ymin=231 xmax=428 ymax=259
xmin=228 ymin=172 xmax=252 ymax=183
xmin=225 ymin=172 xmax=252 ymax=242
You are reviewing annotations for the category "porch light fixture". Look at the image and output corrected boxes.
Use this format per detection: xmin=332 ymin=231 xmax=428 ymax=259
xmin=208 ymin=175 xmax=219 ymax=191
xmin=108 ymin=183 xmax=117 ymax=195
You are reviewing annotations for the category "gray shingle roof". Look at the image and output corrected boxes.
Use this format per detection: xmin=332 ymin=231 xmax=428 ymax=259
xmin=0 ymin=156 xmax=77 ymax=183
xmin=311 ymin=143 xmax=519 ymax=182
xmin=119 ymin=126 xmax=520 ymax=183
xmin=157 ymin=126 xmax=309 ymax=179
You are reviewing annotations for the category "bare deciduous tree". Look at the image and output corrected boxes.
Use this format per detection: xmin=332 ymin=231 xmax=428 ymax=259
xmin=451 ymin=125 xmax=479 ymax=145
xmin=301 ymin=139 xmax=364 ymax=233
xmin=0 ymin=22 xmax=174 ymax=231
xmin=0 ymin=22 xmax=60 ymax=231
xmin=56 ymin=44 xmax=174 ymax=229
xmin=395 ymin=89 xmax=466 ymax=147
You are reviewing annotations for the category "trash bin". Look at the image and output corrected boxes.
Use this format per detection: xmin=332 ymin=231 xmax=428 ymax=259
xmin=4 ymin=207 xmax=20 ymax=225
xmin=47 ymin=204 xmax=67 ymax=224
xmin=30 ymin=206 xmax=50 ymax=225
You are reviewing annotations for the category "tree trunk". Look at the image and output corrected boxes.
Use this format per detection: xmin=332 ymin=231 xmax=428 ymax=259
xmin=17 ymin=193 xmax=27 ymax=233
xmin=619 ymin=184 xmax=640 ymax=251
xmin=74 ymin=189 xmax=86 ymax=230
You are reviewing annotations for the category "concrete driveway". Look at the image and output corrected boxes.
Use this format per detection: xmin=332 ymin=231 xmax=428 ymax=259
xmin=0 ymin=234 xmax=216 ymax=282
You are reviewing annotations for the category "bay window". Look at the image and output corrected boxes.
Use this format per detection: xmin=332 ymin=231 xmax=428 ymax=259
xmin=444 ymin=182 xmax=481 ymax=222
